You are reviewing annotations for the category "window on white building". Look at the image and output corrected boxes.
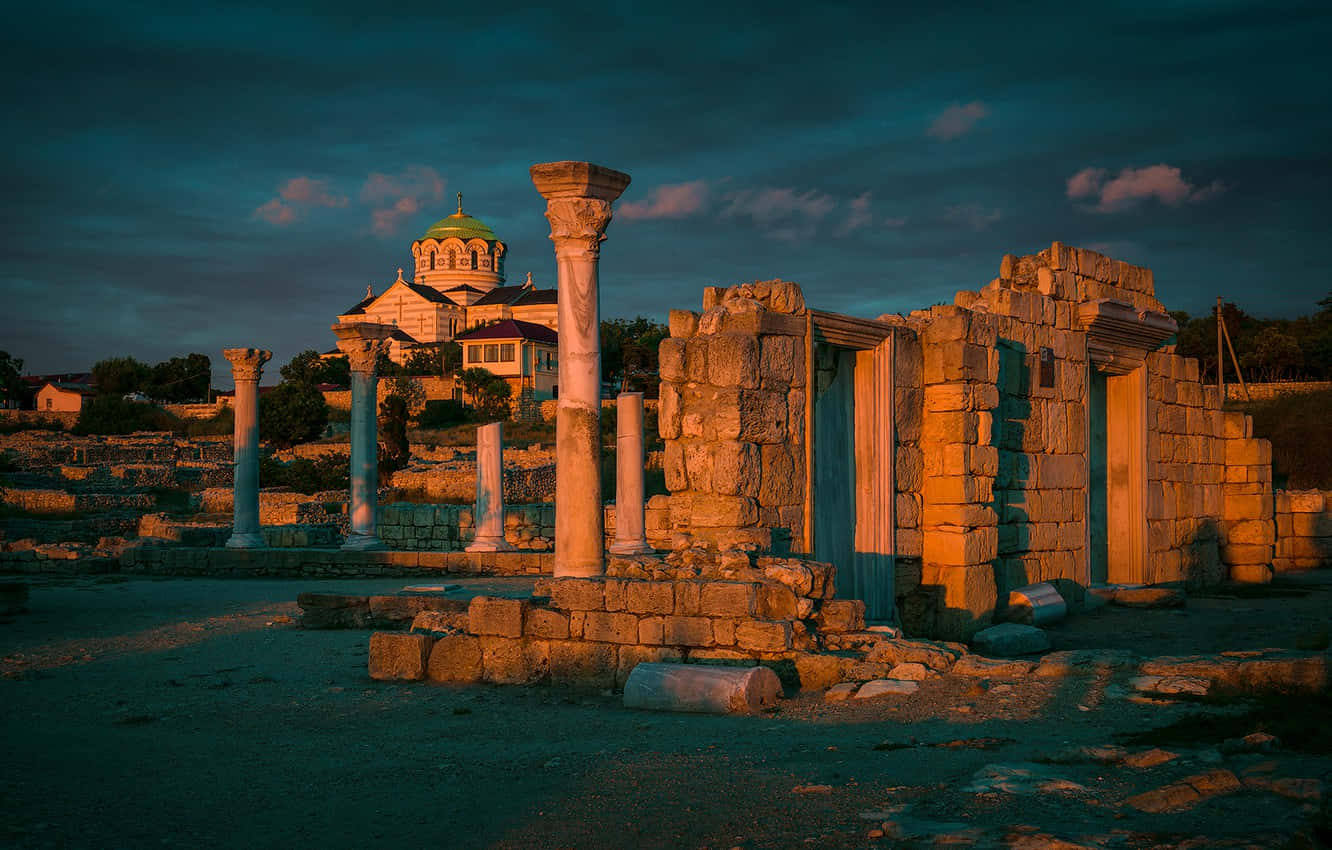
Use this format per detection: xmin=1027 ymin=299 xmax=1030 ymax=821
xmin=500 ymin=344 xmax=514 ymax=362
xmin=484 ymin=344 xmax=499 ymax=362
xmin=468 ymin=345 xmax=482 ymax=363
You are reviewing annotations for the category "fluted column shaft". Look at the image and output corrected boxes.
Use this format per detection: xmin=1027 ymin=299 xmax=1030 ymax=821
xmin=610 ymin=391 xmax=651 ymax=555
xmin=466 ymin=421 xmax=515 ymax=552
xmin=333 ymin=322 xmax=394 ymax=551
xmin=224 ymin=348 xmax=271 ymax=549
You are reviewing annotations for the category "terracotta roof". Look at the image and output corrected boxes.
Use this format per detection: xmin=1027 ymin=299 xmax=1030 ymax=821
xmin=42 ymin=382 xmax=97 ymax=396
xmin=456 ymin=319 xmax=558 ymax=344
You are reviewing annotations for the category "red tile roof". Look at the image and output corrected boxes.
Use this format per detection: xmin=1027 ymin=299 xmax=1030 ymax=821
xmin=455 ymin=319 xmax=558 ymax=344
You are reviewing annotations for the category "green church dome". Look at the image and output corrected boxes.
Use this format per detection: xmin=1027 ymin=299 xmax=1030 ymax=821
xmin=421 ymin=193 xmax=499 ymax=242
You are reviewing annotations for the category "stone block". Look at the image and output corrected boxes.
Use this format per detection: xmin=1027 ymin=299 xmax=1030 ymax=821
xmin=713 ymin=440 xmax=760 ymax=498
xmin=1287 ymin=491 xmax=1326 ymax=513
xmin=663 ymin=615 xmax=714 ymax=647
xmin=735 ymin=390 xmax=788 ymax=444
xmin=623 ymin=662 xmax=781 ymax=714
xmin=758 ymin=583 xmax=799 ymax=620
xmin=673 ymin=581 xmax=702 ymax=615
xmin=855 ymin=679 xmax=919 ymax=698
xmin=684 ymin=336 xmax=709 ymax=381
xmin=1226 ymin=519 xmax=1275 ymax=545
xmin=707 ymin=333 xmax=760 ymax=389
xmin=923 ymin=526 xmax=998 ymax=567
xmin=759 ymin=335 xmax=800 ymax=389
xmin=480 ymin=636 xmax=547 ymax=684
xmin=658 ymin=337 xmax=686 ymax=382
xmin=921 ymin=410 xmax=979 ymax=445
xmin=658 ymin=382 xmax=681 ymax=440
xmin=815 ymin=599 xmax=865 ymax=633
xmin=523 ymin=607 xmax=570 ymax=640
xmin=735 ymin=619 xmax=792 ymax=652
xmin=669 ymin=309 xmax=699 ymax=339
xmin=548 ymin=641 xmax=617 ymax=689
xmin=711 ymin=617 xmax=736 ymax=645
xmin=792 ymin=653 xmax=847 ymax=690
xmin=688 ymin=494 xmax=759 ymax=528
xmin=923 ymin=475 xmax=993 ymax=505
xmin=1220 ymin=543 xmax=1273 ymax=565
xmin=921 ymin=563 xmax=998 ymax=640
xmin=468 ymin=596 xmax=527 ymax=638
xmin=972 ymin=623 xmax=1050 ymax=656
xmin=623 ymin=580 xmax=674 ymax=615
xmin=757 ymin=444 xmax=799 ymax=507
xmin=581 ymin=610 xmax=641 ymax=644
xmin=638 ymin=616 xmax=665 ymax=644
xmin=700 ymin=581 xmax=757 ymax=616
xmin=368 ymin=632 xmax=433 ymax=681
xmin=1230 ymin=563 xmax=1273 ymax=584
xmin=426 ymin=634 xmax=482 ymax=683
xmin=549 ymin=578 xmax=605 ymax=610
xmin=411 ymin=610 xmax=468 ymax=634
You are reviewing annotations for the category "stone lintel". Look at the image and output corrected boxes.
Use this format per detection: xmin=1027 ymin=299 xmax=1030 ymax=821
xmin=1077 ymin=298 xmax=1177 ymax=375
xmin=529 ymin=161 xmax=631 ymax=202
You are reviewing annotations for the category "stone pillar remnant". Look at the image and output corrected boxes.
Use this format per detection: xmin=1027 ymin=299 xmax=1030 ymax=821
xmin=530 ymin=160 xmax=631 ymax=577
xmin=610 ymin=391 xmax=651 ymax=555
xmin=466 ymin=421 xmax=515 ymax=552
xmin=223 ymin=348 xmax=271 ymax=549
xmin=333 ymin=322 xmax=395 ymax=551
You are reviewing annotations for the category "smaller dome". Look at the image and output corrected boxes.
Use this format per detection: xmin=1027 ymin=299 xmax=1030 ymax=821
xmin=420 ymin=193 xmax=499 ymax=243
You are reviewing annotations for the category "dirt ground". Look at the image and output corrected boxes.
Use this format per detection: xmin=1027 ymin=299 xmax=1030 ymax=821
xmin=2 ymin=573 xmax=1330 ymax=849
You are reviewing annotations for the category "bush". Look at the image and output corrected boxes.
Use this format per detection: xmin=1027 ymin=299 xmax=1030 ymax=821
xmin=183 ymin=407 xmax=234 ymax=437
xmin=259 ymin=383 xmax=329 ymax=448
xmin=378 ymin=394 xmax=410 ymax=485
xmin=417 ymin=399 xmax=471 ymax=429
xmin=72 ymin=396 xmax=179 ymax=435
xmin=1232 ymin=388 xmax=1332 ymax=489
xmin=0 ymin=416 xmax=66 ymax=435
xmin=258 ymin=453 xmax=348 ymax=494
xmin=456 ymin=367 xmax=511 ymax=422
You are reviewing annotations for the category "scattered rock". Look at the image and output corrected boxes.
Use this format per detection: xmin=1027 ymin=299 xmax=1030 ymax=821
xmin=950 ymin=655 xmax=1035 ymax=677
xmin=791 ymin=784 xmax=832 ymax=794
xmin=865 ymin=637 xmax=963 ymax=671
xmin=1220 ymin=732 xmax=1280 ymax=754
xmin=963 ymin=763 xmax=1083 ymax=795
xmin=885 ymin=662 xmax=931 ymax=681
xmin=824 ymin=682 xmax=858 ymax=702
xmin=971 ymin=623 xmax=1050 ymax=657
xmin=1112 ymin=587 xmax=1185 ymax=608
xmin=854 ymin=679 xmax=919 ymax=699
xmin=1129 ymin=674 xmax=1211 ymax=696
xmin=1124 ymin=769 xmax=1241 ymax=813
xmin=1122 ymin=748 xmax=1178 ymax=769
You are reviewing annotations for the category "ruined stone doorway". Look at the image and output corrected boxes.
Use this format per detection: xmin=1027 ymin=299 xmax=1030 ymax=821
xmin=1087 ymin=365 xmax=1147 ymax=585
xmin=807 ymin=314 xmax=897 ymax=622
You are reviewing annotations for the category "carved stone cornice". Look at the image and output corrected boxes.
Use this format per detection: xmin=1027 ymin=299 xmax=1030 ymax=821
xmin=222 ymin=348 xmax=271 ymax=383
xmin=1077 ymin=298 xmax=1177 ymax=375
xmin=543 ymin=197 xmax=614 ymax=259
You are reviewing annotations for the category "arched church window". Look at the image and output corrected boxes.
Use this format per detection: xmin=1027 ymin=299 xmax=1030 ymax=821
xmin=448 ymin=249 xmax=457 ymax=269
xmin=470 ymin=250 xmax=479 ymax=270
xmin=429 ymin=251 xmax=436 ymax=269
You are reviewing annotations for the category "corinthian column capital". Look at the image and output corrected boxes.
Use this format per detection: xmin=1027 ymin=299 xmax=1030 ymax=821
xmin=223 ymin=348 xmax=271 ymax=382
xmin=331 ymin=322 xmax=395 ymax=375
xmin=543 ymin=197 xmax=614 ymax=259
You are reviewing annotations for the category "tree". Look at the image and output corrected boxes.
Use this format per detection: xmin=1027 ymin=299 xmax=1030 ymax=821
xmin=147 ymin=353 xmax=211 ymax=402
xmin=259 ymin=382 xmax=329 ymax=448
xmin=317 ymin=355 xmax=351 ymax=388
xmin=377 ymin=393 xmax=410 ymax=485
xmin=0 ymin=351 xmax=23 ymax=407
xmin=280 ymin=350 xmax=324 ymax=385
xmin=456 ymin=366 xmax=511 ymax=421
xmin=1242 ymin=327 xmax=1303 ymax=382
xmin=92 ymin=356 xmax=150 ymax=396
xmin=384 ymin=375 xmax=426 ymax=416
xmin=73 ymin=396 xmax=178 ymax=435
xmin=601 ymin=316 xmax=669 ymax=393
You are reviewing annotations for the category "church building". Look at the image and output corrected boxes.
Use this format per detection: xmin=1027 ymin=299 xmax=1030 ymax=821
xmin=336 ymin=194 xmax=559 ymax=363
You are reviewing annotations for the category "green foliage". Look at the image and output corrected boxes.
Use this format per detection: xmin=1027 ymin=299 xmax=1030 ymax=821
xmin=72 ymin=396 xmax=180 ymax=435
xmin=259 ymin=382 xmax=329 ymax=448
xmin=402 ymin=342 xmax=461 ymax=376
xmin=456 ymin=367 xmax=511 ymax=422
xmin=280 ymin=350 xmax=349 ymax=388
xmin=258 ymin=453 xmax=348 ymax=494
xmin=1174 ymin=294 xmax=1332 ymax=383
xmin=146 ymin=353 xmax=211 ymax=402
xmin=377 ymin=394 xmax=410 ymax=485
xmin=417 ymin=399 xmax=471 ymax=429
xmin=601 ymin=316 xmax=669 ymax=394
xmin=384 ymin=375 xmax=426 ymax=415
xmin=0 ymin=350 xmax=23 ymax=406
xmin=375 ymin=352 xmax=404 ymax=378
xmin=1231 ymin=388 xmax=1332 ymax=489
xmin=0 ymin=417 xmax=66 ymax=435
xmin=92 ymin=356 xmax=151 ymax=396
xmin=183 ymin=406 xmax=234 ymax=437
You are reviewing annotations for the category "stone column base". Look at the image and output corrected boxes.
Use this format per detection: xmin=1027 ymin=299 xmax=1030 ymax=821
xmin=609 ymin=541 xmax=653 ymax=556
xmin=466 ymin=537 xmax=517 ymax=553
xmin=341 ymin=533 xmax=387 ymax=551
xmin=225 ymin=532 xmax=265 ymax=549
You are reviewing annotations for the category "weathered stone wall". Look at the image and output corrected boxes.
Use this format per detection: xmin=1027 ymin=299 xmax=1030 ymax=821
xmin=1219 ymin=410 xmax=1276 ymax=583
xmin=0 ymin=487 xmax=155 ymax=514
xmin=115 ymin=546 xmax=550 ymax=577
xmin=1225 ymin=381 xmax=1332 ymax=402
xmin=1145 ymin=351 xmax=1225 ymax=585
xmin=1274 ymin=490 xmax=1332 ymax=571
xmin=658 ymin=281 xmax=807 ymax=552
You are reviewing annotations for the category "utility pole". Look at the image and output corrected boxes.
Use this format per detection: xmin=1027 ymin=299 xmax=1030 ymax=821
xmin=1216 ymin=296 xmax=1225 ymax=400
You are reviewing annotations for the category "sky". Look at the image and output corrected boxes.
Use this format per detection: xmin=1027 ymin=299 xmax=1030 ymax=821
xmin=3 ymin=0 xmax=1330 ymax=389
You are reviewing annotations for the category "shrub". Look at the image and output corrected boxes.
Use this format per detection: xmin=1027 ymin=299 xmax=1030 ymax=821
xmin=378 ymin=394 xmax=410 ymax=484
xmin=258 ymin=453 xmax=348 ymax=494
xmin=73 ymin=396 xmax=179 ymax=435
xmin=1232 ymin=388 xmax=1332 ymax=489
xmin=417 ymin=399 xmax=471 ymax=429
xmin=183 ymin=407 xmax=234 ymax=437
xmin=259 ymin=382 xmax=329 ymax=448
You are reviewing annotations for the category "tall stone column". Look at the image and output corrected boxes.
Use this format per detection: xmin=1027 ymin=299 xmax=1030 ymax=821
xmin=610 ymin=391 xmax=652 ymax=555
xmin=531 ymin=161 xmax=631 ymax=577
xmin=223 ymin=348 xmax=271 ymax=549
xmin=466 ymin=421 xmax=516 ymax=552
xmin=333 ymin=322 xmax=395 ymax=551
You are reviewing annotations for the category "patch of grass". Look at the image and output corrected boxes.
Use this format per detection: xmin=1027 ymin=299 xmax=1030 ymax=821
xmin=1117 ymin=693 xmax=1332 ymax=755
xmin=1230 ymin=388 xmax=1332 ymax=489
xmin=0 ymin=417 xmax=67 ymax=434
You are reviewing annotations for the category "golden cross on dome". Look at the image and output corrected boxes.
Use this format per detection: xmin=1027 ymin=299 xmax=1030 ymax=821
xmin=457 ymin=191 xmax=463 ymax=215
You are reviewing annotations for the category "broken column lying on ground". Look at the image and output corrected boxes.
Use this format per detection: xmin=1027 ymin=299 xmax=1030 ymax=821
xmin=466 ymin=421 xmax=515 ymax=552
xmin=333 ymin=321 xmax=394 ymax=551
xmin=223 ymin=347 xmax=271 ymax=549
xmin=610 ymin=391 xmax=652 ymax=555
xmin=530 ymin=160 xmax=631 ymax=577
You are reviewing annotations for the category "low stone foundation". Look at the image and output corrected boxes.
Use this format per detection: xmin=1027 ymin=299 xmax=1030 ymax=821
xmin=369 ymin=550 xmax=882 ymax=688
xmin=118 ymin=545 xmax=551 ymax=578
xmin=1274 ymin=489 xmax=1332 ymax=572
